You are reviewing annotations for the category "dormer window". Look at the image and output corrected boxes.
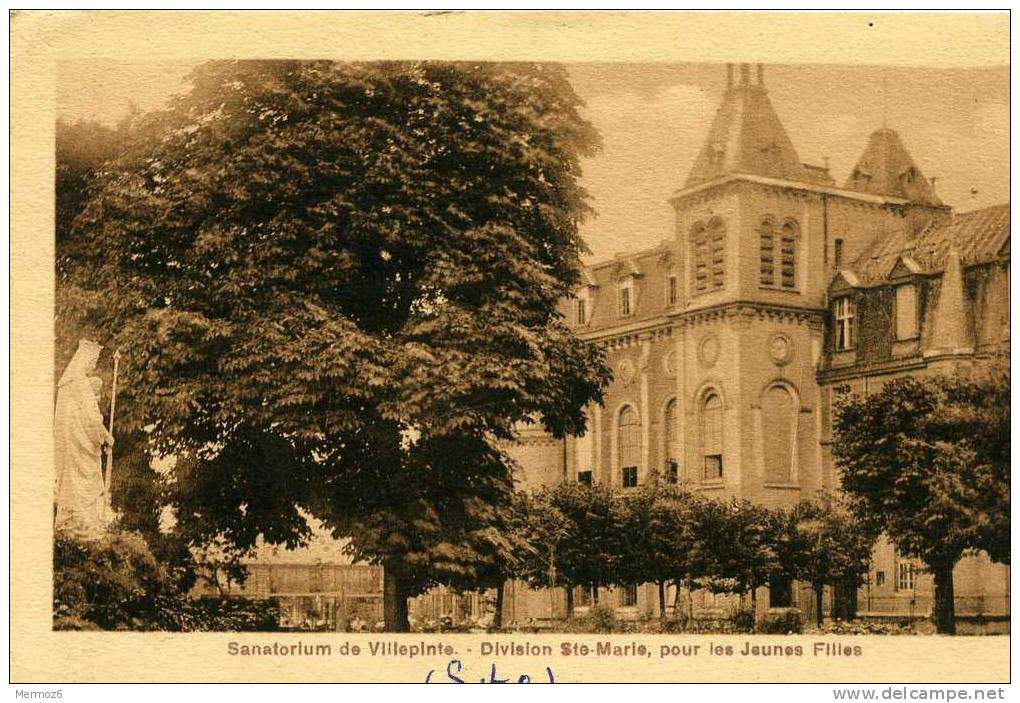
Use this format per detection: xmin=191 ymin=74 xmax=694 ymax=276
xmin=834 ymin=297 xmax=855 ymax=351
xmin=895 ymin=284 xmax=918 ymax=340
xmin=619 ymin=282 xmax=633 ymax=317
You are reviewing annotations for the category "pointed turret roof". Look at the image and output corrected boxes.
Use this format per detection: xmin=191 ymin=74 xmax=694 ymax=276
xmin=685 ymin=64 xmax=813 ymax=188
xmin=844 ymin=128 xmax=941 ymax=204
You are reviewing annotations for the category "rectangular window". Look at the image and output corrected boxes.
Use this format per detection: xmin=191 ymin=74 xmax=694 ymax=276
xmin=622 ymin=466 xmax=638 ymax=488
xmin=667 ymin=275 xmax=678 ymax=305
xmin=875 ymin=571 xmax=885 ymax=587
xmin=834 ymin=297 xmax=855 ymax=351
xmin=897 ymin=562 xmax=916 ymax=591
xmin=577 ymin=470 xmax=592 ymax=485
xmin=703 ymin=455 xmax=723 ymax=480
xmin=620 ymin=286 xmax=631 ymax=316
xmin=575 ymin=586 xmax=591 ymax=608
xmin=895 ymin=284 xmax=918 ymax=340
xmin=576 ymin=298 xmax=587 ymax=325
xmin=620 ymin=584 xmax=638 ymax=607
xmin=834 ymin=238 xmax=845 ymax=268
xmin=665 ymin=460 xmax=678 ymax=483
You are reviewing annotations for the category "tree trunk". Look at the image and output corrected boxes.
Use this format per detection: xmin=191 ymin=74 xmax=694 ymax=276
xmin=383 ymin=564 xmax=410 ymax=632
xmin=932 ymin=561 xmax=957 ymax=635
xmin=591 ymin=584 xmax=599 ymax=606
xmin=658 ymin=581 xmax=666 ymax=621
xmin=833 ymin=577 xmax=859 ymax=621
xmin=565 ymin=585 xmax=574 ymax=618
xmin=493 ymin=582 xmax=505 ymax=629
xmin=814 ymin=582 xmax=824 ymax=628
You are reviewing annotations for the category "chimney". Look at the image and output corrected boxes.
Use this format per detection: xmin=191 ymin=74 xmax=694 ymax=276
xmin=757 ymin=63 xmax=764 ymax=86
xmin=726 ymin=63 xmax=734 ymax=90
xmin=740 ymin=63 xmax=750 ymax=87
xmin=925 ymin=247 xmax=974 ymax=357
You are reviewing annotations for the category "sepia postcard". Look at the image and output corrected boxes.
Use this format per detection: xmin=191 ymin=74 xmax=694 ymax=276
xmin=10 ymin=10 xmax=1012 ymax=687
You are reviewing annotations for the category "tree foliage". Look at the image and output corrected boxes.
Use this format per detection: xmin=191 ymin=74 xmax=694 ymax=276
xmin=832 ymin=368 xmax=1010 ymax=633
xmin=60 ymin=60 xmax=609 ymax=629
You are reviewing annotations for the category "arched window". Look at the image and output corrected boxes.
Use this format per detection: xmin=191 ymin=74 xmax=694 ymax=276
xmin=760 ymin=217 xmax=798 ymax=289
xmin=618 ymin=406 xmax=641 ymax=488
xmin=762 ymin=385 xmax=795 ymax=483
xmin=663 ymin=399 xmax=679 ymax=482
xmin=701 ymin=393 xmax=723 ymax=480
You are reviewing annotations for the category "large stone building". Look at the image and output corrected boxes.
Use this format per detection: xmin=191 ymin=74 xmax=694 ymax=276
xmin=506 ymin=63 xmax=1009 ymax=628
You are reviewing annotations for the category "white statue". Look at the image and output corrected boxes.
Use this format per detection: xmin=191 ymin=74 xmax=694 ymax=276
xmin=54 ymin=339 xmax=114 ymax=540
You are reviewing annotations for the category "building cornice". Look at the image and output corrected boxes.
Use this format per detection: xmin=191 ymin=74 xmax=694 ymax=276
xmin=676 ymin=300 xmax=826 ymax=328
xmin=669 ymin=173 xmax=915 ymax=208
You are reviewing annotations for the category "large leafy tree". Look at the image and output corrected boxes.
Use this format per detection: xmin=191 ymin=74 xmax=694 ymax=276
xmin=787 ymin=492 xmax=875 ymax=627
xmin=833 ymin=368 xmax=1009 ymax=634
xmin=62 ymin=60 xmax=609 ymax=630
xmin=695 ymin=499 xmax=782 ymax=614
xmin=523 ymin=481 xmax=621 ymax=609
xmin=616 ymin=481 xmax=700 ymax=620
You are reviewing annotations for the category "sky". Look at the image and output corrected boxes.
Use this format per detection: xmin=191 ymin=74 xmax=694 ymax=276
xmin=58 ymin=60 xmax=1009 ymax=264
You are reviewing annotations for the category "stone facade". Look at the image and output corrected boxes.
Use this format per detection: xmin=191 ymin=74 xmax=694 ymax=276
xmin=505 ymin=63 xmax=1009 ymax=628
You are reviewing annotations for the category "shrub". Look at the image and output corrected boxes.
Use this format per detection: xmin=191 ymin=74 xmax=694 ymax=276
xmin=660 ymin=615 xmax=687 ymax=633
xmin=54 ymin=531 xmax=164 ymax=630
xmin=731 ymin=607 xmax=755 ymax=632
xmin=563 ymin=605 xmax=617 ymax=633
xmin=54 ymin=531 xmax=281 ymax=631
xmin=820 ymin=619 xmax=917 ymax=635
xmin=758 ymin=609 xmax=803 ymax=634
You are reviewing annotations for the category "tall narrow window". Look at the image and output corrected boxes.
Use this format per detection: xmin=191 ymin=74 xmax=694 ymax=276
xmin=897 ymin=562 xmax=916 ymax=591
xmin=895 ymin=284 xmax=918 ymax=340
xmin=576 ymin=298 xmax=587 ymax=325
xmin=667 ymin=274 xmax=679 ymax=305
xmin=762 ymin=385 xmax=795 ymax=484
xmin=708 ymin=218 xmax=726 ymax=290
xmin=780 ymin=221 xmax=797 ymax=288
xmin=701 ymin=393 xmax=723 ymax=480
xmin=664 ymin=399 xmax=679 ymax=481
xmin=760 ymin=217 xmax=798 ymax=289
xmin=618 ymin=406 xmax=641 ymax=488
xmin=619 ymin=284 xmax=632 ymax=317
xmin=691 ymin=222 xmax=709 ymax=292
xmin=834 ymin=297 xmax=855 ymax=350
xmin=759 ymin=218 xmax=776 ymax=286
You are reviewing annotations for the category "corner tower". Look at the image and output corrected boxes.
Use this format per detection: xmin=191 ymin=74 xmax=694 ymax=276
xmin=667 ymin=64 xmax=912 ymax=513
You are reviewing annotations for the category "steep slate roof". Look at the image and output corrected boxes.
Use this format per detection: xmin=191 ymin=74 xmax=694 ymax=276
xmin=685 ymin=64 xmax=818 ymax=189
xmin=849 ymin=204 xmax=1010 ymax=284
xmin=569 ymin=242 xmax=674 ymax=332
xmin=844 ymin=128 xmax=941 ymax=204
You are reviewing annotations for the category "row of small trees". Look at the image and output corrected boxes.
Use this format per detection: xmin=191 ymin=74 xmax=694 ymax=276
xmin=491 ymin=480 xmax=875 ymax=628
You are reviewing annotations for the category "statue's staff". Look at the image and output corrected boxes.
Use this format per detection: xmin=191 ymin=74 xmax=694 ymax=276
xmin=104 ymin=349 xmax=121 ymax=513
